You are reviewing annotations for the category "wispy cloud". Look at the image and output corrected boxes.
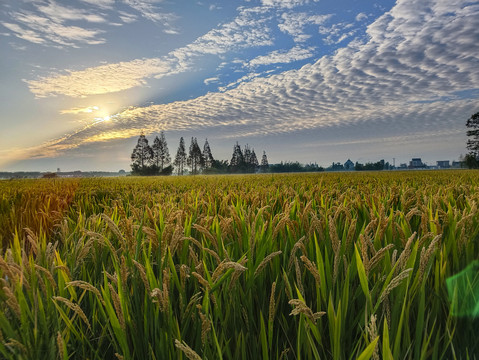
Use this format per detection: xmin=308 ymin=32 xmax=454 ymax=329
xmin=1 ymin=0 xmax=180 ymax=48
xmin=2 ymin=22 xmax=47 ymax=44
xmin=247 ymin=45 xmax=315 ymax=67
xmin=118 ymin=11 xmax=138 ymax=24
xmin=79 ymin=0 xmax=116 ymax=9
xmin=60 ymin=106 xmax=100 ymax=115
xmin=319 ymin=22 xmax=357 ymax=45
xmin=261 ymin=0 xmax=319 ymax=9
xmin=122 ymin=0 xmax=178 ymax=33
xmin=1 ymin=1 xmax=107 ymax=47
xmin=204 ymin=77 xmax=219 ymax=85
xmin=172 ymin=6 xmax=273 ymax=57
xmin=28 ymin=58 xmax=174 ymax=97
xmin=35 ymin=2 xmax=107 ymax=23
xmin=278 ymin=12 xmax=332 ymax=42
xmin=355 ymin=12 xmax=368 ymax=22
xmin=218 ymin=72 xmax=262 ymax=91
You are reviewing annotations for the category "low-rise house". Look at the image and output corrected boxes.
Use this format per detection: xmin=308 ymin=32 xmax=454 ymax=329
xmin=436 ymin=160 xmax=450 ymax=169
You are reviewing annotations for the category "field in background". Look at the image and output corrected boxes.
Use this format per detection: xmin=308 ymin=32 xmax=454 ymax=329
xmin=0 ymin=171 xmax=478 ymax=359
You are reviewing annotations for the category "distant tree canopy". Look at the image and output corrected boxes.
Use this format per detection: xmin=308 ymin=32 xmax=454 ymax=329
xmin=354 ymin=159 xmax=389 ymax=171
xmin=131 ymin=134 xmax=172 ymax=176
xmin=229 ymin=143 xmax=259 ymax=173
xmin=269 ymin=161 xmax=324 ymax=173
xmin=131 ymin=134 xmax=153 ymax=175
xmin=130 ymin=134 xmax=270 ymax=176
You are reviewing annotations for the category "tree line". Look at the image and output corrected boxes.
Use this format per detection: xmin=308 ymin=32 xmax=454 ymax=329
xmin=130 ymin=132 xmax=269 ymax=175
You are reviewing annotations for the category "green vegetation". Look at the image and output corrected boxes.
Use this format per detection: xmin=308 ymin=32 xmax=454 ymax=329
xmin=1 ymin=171 xmax=479 ymax=359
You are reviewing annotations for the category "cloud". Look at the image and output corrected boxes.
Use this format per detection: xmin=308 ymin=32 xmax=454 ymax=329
xmin=35 ymin=2 xmax=107 ymax=23
xmin=1 ymin=22 xmax=46 ymax=44
xmin=2 ymin=1 xmax=107 ymax=47
xmin=278 ymin=12 xmax=332 ymax=42
xmin=79 ymin=0 xmax=116 ymax=9
xmin=218 ymin=72 xmax=262 ymax=91
xmin=29 ymin=58 xmax=174 ymax=97
xmin=355 ymin=12 xmax=368 ymax=22
xmin=60 ymin=106 xmax=100 ymax=115
xmin=173 ymin=6 xmax=273 ymax=57
xmin=122 ymin=0 xmax=179 ymax=33
xmin=1 ymin=0 xmax=180 ymax=48
xmin=247 ymin=46 xmax=315 ymax=67
xmin=31 ymin=0 xmax=479 ymax=158
xmin=27 ymin=6 xmax=275 ymax=97
xmin=319 ymin=22 xmax=357 ymax=44
xmin=261 ymin=0 xmax=318 ymax=9
xmin=118 ymin=11 xmax=138 ymax=24
xmin=204 ymin=77 xmax=220 ymax=85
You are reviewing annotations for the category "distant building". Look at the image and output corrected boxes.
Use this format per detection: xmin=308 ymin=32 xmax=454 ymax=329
xmin=436 ymin=160 xmax=450 ymax=169
xmin=409 ymin=158 xmax=425 ymax=168
xmin=452 ymin=161 xmax=463 ymax=169
xmin=344 ymin=159 xmax=354 ymax=170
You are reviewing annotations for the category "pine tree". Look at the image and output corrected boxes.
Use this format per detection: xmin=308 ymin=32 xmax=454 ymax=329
xmin=202 ymin=139 xmax=214 ymax=169
xmin=260 ymin=150 xmax=269 ymax=172
xmin=152 ymin=136 xmax=161 ymax=169
xmin=152 ymin=131 xmax=171 ymax=171
xmin=131 ymin=133 xmax=153 ymax=174
xmin=230 ymin=142 xmax=244 ymax=172
xmin=243 ymin=144 xmax=252 ymax=167
xmin=250 ymin=149 xmax=259 ymax=172
xmin=174 ymin=137 xmax=187 ymax=175
xmin=187 ymin=137 xmax=204 ymax=175
xmin=466 ymin=112 xmax=479 ymax=158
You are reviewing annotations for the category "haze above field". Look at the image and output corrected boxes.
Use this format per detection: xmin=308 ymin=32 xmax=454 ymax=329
xmin=1 ymin=0 xmax=478 ymax=172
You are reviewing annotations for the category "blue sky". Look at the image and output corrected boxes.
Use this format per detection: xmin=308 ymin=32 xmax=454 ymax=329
xmin=1 ymin=0 xmax=478 ymax=171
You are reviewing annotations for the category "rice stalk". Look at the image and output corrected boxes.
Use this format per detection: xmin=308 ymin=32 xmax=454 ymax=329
xmin=53 ymin=296 xmax=91 ymax=330
xmin=288 ymin=299 xmax=325 ymax=325
xmin=174 ymin=339 xmax=202 ymax=360
xmin=255 ymin=251 xmax=282 ymax=277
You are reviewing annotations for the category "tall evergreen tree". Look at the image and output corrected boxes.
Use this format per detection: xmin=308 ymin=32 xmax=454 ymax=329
xmin=230 ymin=142 xmax=244 ymax=172
xmin=250 ymin=149 xmax=259 ymax=171
xmin=466 ymin=112 xmax=479 ymax=158
xmin=260 ymin=150 xmax=269 ymax=172
xmin=242 ymin=144 xmax=258 ymax=173
xmin=174 ymin=137 xmax=187 ymax=175
xmin=152 ymin=131 xmax=171 ymax=171
xmin=131 ymin=133 xmax=153 ymax=174
xmin=243 ymin=144 xmax=252 ymax=167
xmin=202 ymin=139 xmax=214 ymax=169
xmin=152 ymin=136 xmax=161 ymax=169
xmin=187 ymin=137 xmax=204 ymax=175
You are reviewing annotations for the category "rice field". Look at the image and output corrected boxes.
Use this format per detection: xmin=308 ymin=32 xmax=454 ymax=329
xmin=1 ymin=171 xmax=478 ymax=359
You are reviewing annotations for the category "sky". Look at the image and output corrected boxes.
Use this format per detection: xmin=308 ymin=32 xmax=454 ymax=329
xmin=0 ymin=0 xmax=478 ymax=172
